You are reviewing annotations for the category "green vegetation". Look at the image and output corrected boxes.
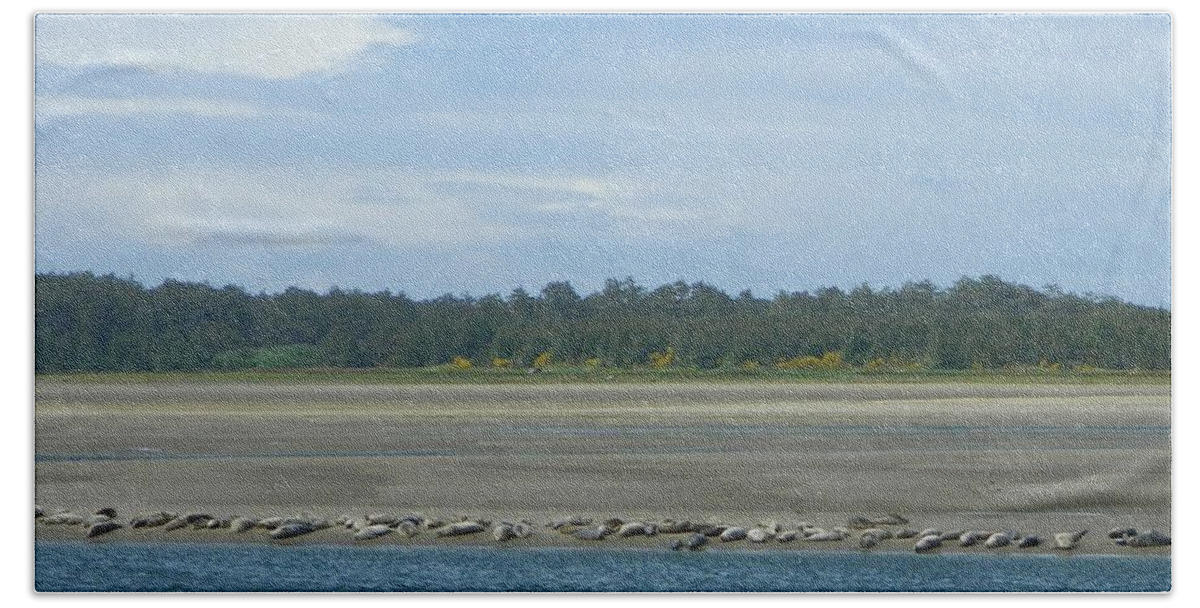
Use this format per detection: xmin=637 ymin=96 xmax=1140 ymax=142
xmin=35 ymin=366 xmax=1169 ymax=385
xmin=36 ymin=273 xmax=1170 ymax=375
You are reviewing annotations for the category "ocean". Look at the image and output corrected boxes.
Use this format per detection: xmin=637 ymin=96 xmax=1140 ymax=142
xmin=34 ymin=541 xmax=1170 ymax=593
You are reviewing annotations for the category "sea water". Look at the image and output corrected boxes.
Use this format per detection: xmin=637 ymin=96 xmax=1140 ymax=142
xmin=34 ymin=542 xmax=1170 ymax=592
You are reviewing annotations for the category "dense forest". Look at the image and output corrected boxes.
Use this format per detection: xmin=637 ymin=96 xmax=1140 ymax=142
xmin=34 ymin=272 xmax=1171 ymax=373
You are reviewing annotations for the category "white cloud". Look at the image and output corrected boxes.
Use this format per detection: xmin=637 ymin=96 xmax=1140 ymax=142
xmin=35 ymin=95 xmax=321 ymax=119
xmin=36 ymin=14 xmax=416 ymax=79
xmin=31 ymin=164 xmax=706 ymax=256
xmin=435 ymin=171 xmax=635 ymax=199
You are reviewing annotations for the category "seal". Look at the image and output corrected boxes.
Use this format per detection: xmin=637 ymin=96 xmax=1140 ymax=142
xmin=914 ymin=535 xmax=941 ymax=553
xmin=354 ymin=524 xmax=394 ymax=541
xmin=1118 ymin=530 xmax=1170 ymax=547
xmin=493 ymin=523 xmax=516 ymax=541
xmin=683 ymin=533 xmax=708 ymax=550
xmin=746 ymin=528 xmax=772 ymax=543
xmin=617 ymin=522 xmax=650 ymax=537
xmin=1016 ymin=534 xmax=1040 ymax=548
xmin=959 ymin=531 xmax=993 ymax=547
xmin=270 ymin=522 xmax=317 ymax=540
xmin=230 ymin=517 xmax=259 ymax=533
xmin=719 ymin=527 xmax=747 ymax=542
xmin=435 ymin=521 xmax=486 ymax=537
xmin=86 ymin=521 xmax=122 ymax=539
xmin=130 ymin=511 xmax=177 ymax=528
xmin=984 ymin=531 xmax=1016 ymax=548
xmin=774 ymin=530 xmax=800 ymax=542
xmin=1053 ymin=530 xmax=1087 ymax=550
xmin=805 ymin=529 xmax=848 ymax=542
xmin=571 ymin=526 xmax=609 ymax=541
xmin=859 ymin=532 xmax=882 ymax=549
xmin=1107 ymin=527 xmax=1137 ymax=539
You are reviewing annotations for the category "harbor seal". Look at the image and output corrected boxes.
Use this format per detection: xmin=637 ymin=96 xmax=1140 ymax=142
xmin=1107 ymin=527 xmax=1138 ymax=539
xmin=41 ymin=512 xmax=84 ymax=526
xmin=959 ymin=531 xmax=993 ymax=547
xmin=230 ymin=517 xmax=259 ymax=533
xmin=270 ymin=522 xmax=317 ymax=540
xmin=571 ymin=526 xmax=609 ymax=541
xmin=984 ymin=531 xmax=1016 ymax=548
xmin=366 ymin=514 xmax=399 ymax=526
xmin=805 ymin=529 xmax=848 ymax=542
xmin=859 ymin=532 xmax=882 ymax=549
xmin=746 ymin=528 xmax=772 ymax=543
xmin=617 ymin=522 xmax=650 ymax=537
xmin=85 ymin=514 xmax=113 ymax=526
xmin=914 ymin=535 xmax=942 ymax=553
xmin=681 ymin=532 xmax=705 ymax=551
xmin=549 ymin=516 xmax=592 ymax=530
xmin=1016 ymin=534 xmax=1041 ymax=548
xmin=354 ymin=525 xmax=395 ymax=541
xmin=435 ymin=521 xmax=486 ymax=537
xmin=719 ymin=527 xmax=748 ymax=542
xmin=1118 ymin=530 xmax=1171 ymax=547
xmin=775 ymin=530 xmax=800 ymax=543
xmin=848 ymin=514 xmax=909 ymax=528
xmin=938 ymin=530 xmax=966 ymax=541
xmin=86 ymin=521 xmax=122 ymax=539
xmin=1053 ymin=530 xmax=1087 ymax=550
xmin=493 ymin=523 xmax=516 ymax=541
xmin=130 ymin=512 xmax=176 ymax=528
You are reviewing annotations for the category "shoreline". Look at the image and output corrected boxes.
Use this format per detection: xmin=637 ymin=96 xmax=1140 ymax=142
xmin=34 ymin=529 xmax=1170 ymax=557
xmin=35 ymin=509 xmax=1170 ymax=557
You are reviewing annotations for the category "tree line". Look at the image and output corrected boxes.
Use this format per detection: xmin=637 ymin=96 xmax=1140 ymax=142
xmin=34 ymin=272 xmax=1171 ymax=373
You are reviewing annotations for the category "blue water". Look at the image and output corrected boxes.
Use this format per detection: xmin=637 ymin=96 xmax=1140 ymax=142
xmin=34 ymin=542 xmax=1170 ymax=592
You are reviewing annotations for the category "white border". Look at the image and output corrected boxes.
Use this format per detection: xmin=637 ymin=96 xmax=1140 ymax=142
xmin=8 ymin=2 xmax=1189 ymax=607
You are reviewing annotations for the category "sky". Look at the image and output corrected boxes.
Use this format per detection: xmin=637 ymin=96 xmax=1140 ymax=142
xmin=32 ymin=13 xmax=1172 ymax=306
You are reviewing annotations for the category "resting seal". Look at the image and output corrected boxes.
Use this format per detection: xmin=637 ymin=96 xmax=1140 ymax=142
xmin=86 ymin=521 xmax=123 ymax=538
xmin=354 ymin=525 xmax=394 ymax=541
xmin=719 ymin=527 xmax=747 ymax=542
xmin=1053 ymin=530 xmax=1087 ymax=550
xmin=914 ymin=535 xmax=942 ymax=553
xmin=435 ymin=521 xmax=486 ymax=537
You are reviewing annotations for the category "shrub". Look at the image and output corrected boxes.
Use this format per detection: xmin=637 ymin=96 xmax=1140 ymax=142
xmin=491 ymin=357 xmax=512 ymax=369
xmin=532 ymin=351 xmax=553 ymax=369
xmin=649 ymin=347 xmax=676 ymax=368
xmin=450 ymin=356 xmax=473 ymax=371
xmin=585 ymin=357 xmax=601 ymax=368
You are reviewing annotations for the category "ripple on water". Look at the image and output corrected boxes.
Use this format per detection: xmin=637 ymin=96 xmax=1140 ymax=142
xmin=34 ymin=542 xmax=1170 ymax=592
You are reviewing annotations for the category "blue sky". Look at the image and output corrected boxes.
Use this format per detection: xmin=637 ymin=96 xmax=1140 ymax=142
xmin=33 ymin=13 xmax=1171 ymax=305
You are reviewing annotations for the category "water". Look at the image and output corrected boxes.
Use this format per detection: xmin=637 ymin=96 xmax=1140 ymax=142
xmin=34 ymin=542 xmax=1170 ymax=592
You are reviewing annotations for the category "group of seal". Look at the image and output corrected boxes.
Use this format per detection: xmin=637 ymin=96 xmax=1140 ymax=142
xmin=35 ymin=506 xmax=1170 ymax=553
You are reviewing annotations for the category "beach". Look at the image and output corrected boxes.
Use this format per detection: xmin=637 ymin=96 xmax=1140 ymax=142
xmin=34 ymin=381 xmax=1170 ymax=554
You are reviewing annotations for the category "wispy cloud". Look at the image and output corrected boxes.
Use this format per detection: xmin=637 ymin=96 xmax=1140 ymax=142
xmin=36 ymin=14 xmax=416 ymax=79
xmin=35 ymin=95 xmax=320 ymax=120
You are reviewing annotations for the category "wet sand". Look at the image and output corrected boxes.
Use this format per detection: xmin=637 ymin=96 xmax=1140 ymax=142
xmin=34 ymin=381 xmax=1170 ymax=554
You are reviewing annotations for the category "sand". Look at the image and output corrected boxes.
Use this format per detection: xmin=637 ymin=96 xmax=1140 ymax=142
xmin=34 ymin=381 xmax=1170 ymax=554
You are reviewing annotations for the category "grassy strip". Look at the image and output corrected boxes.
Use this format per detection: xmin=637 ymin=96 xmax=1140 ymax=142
xmin=35 ymin=366 xmax=1171 ymax=385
